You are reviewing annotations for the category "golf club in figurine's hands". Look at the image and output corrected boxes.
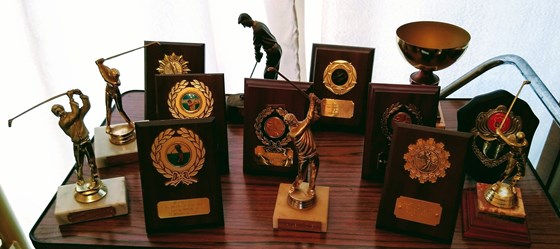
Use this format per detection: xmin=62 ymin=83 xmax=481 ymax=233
xmin=95 ymin=41 xmax=159 ymax=145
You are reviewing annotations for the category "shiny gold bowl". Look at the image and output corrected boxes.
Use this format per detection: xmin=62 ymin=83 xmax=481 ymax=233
xmin=397 ymin=21 xmax=470 ymax=85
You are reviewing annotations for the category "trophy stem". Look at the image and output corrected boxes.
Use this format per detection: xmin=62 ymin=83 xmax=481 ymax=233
xmin=410 ymin=70 xmax=440 ymax=85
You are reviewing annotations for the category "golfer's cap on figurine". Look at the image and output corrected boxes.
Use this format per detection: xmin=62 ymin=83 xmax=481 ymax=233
xmin=238 ymin=13 xmax=251 ymax=24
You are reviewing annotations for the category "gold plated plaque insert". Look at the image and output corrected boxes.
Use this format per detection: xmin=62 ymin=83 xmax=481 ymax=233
xmin=168 ymin=80 xmax=214 ymax=119
xmin=322 ymin=60 xmax=357 ymax=95
xmin=394 ymin=196 xmax=442 ymax=226
xmin=320 ymin=98 xmax=354 ymax=119
xmin=157 ymin=198 xmax=210 ymax=219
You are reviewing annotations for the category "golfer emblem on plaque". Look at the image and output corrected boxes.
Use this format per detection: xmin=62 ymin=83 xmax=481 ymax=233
xmin=157 ymin=52 xmax=191 ymax=75
xmin=403 ymin=138 xmax=451 ymax=184
xmin=254 ymin=106 xmax=294 ymax=167
xmin=167 ymin=80 xmax=214 ymax=119
xmin=151 ymin=128 xmax=206 ymax=186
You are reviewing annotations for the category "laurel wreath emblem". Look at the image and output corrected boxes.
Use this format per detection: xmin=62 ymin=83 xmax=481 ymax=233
xmin=150 ymin=128 xmax=206 ymax=187
xmin=254 ymin=106 xmax=290 ymax=152
xmin=381 ymin=102 xmax=423 ymax=141
xmin=168 ymin=80 xmax=214 ymax=119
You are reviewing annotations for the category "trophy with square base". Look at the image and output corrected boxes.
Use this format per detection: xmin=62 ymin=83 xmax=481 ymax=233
xmin=461 ymin=81 xmax=534 ymax=246
xmin=94 ymin=42 xmax=159 ymax=168
xmin=269 ymin=68 xmax=330 ymax=233
xmin=8 ymin=89 xmax=128 ymax=225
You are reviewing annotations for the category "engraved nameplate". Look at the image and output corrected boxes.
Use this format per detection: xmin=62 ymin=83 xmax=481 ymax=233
xmin=320 ymin=98 xmax=354 ymax=119
xmin=278 ymin=218 xmax=322 ymax=232
xmin=394 ymin=196 xmax=442 ymax=226
xmin=157 ymin=198 xmax=210 ymax=219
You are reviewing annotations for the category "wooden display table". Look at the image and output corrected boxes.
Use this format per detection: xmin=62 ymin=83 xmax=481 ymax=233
xmin=30 ymin=90 xmax=560 ymax=248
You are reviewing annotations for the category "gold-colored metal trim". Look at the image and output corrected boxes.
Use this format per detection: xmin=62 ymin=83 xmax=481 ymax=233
xmin=322 ymin=60 xmax=357 ymax=95
xmin=157 ymin=52 xmax=191 ymax=74
xmin=403 ymin=138 xmax=451 ymax=183
xmin=168 ymin=80 xmax=214 ymax=119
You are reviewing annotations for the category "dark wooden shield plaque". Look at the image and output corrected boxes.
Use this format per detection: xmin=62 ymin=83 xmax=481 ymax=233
xmin=151 ymin=73 xmax=229 ymax=174
xmin=362 ymin=83 xmax=440 ymax=181
xmin=457 ymin=89 xmax=539 ymax=183
xmin=135 ymin=118 xmax=224 ymax=234
xmin=243 ymin=78 xmax=312 ymax=176
xmin=309 ymin=43 xmax=375 ymax=132
xmin=376 ymin=122 xmax=472 ymax=243
xmin=144 ymin=41 xmax=205 ymax=120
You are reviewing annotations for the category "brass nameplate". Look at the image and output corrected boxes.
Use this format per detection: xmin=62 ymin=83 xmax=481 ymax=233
xmin=254 ymin=146 xmax=293 ymax=167
xmin=394 ymin=196 xmax=442 ymax=226
xmin=320 ymin=98 xmax=354 ymax=119
xmin=157 ymin=198 xmax=210 ymax=219
xmin=277 ymin=218 xmax=322 ymax=232
xmin=68 ymin=207 xmax=116 ymax=223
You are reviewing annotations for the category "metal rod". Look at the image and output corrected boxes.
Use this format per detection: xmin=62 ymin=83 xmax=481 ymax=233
xmin=104 ymin=41 xmax=159 ymax=61
xmin=249 ymin=61 xmax=258 ymax=78
xmin=267 ymin=67 xmax=309 ymax=100
xmin=8 ymin=92 xmax=67 ymax=127
xmin=440 ymin=54 xmax=560 ymax=126
xmin=499 ymin=80 xmax=531 ymax=130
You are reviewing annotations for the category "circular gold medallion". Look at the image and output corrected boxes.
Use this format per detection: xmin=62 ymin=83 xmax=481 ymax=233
xmin=403 ymin=138 xmax=450 ymax=183
xmin=323 ymin=60 xmax=357 ymax=95
xmin=168 ymin=80 xmax=214 ymax=119
xmin=255 ymin=106 xmax=290 ymax=147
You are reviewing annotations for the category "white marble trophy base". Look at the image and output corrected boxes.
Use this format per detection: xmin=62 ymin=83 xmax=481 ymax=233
xmin=273 ymin=183 xmax=329 ymax=233
xmin=94 ymin=125 xmax=138 ymax=168
xmin=54 ymin=176 xmax=128 ymax=225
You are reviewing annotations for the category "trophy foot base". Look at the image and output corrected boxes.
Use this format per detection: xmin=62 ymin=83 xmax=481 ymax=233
xmin=273 ymin=183 xmax=329 ymax=233
xmin=74 ymin=181 xmax=107 ymax=203
xmin=55 ymin=176 xmax=129 ymax=225
xmin=477 ymin=182 xmax=526 ymax=219
xmin=108 ymin=123 xmax=136 ymax=145
xmin=462 ymin=188 xmax=530 ymax=246
xmin=410 ymin=70 xmax=439 ymax=86
xmin=288 ymin=183 xmax=316 ymax=210
xmin=94 ymin=125 xmax=138 ymax=168
xmin=483 ymin=182 xmax=518 ymax=209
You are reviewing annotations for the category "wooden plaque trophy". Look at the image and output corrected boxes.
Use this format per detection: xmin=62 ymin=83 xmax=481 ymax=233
xmin=135 ymin=117 xmax=224 ymax=233
xmin=144 ymin=41 xmax=205 ymax=120
xmin=460 ymin=81 xmax=537 ymax=246
xmin=150 ymin=73 xmax=229 ymax=174
xmin=94 ymin=42 xmax=159 ymax=168
xmin=308 ymin=43 xmax=375 ymax=132
xmin=8 ymin=89 xmax=128 ymax=225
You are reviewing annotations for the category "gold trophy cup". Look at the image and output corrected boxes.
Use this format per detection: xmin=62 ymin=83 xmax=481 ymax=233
xmin=397 ymin=21 xmax=470 ymax=85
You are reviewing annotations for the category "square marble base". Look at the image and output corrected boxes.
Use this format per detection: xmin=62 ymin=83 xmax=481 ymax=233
xmin=272 ymin=183 xmax=329 ymax=233
xmin=94 ymin=125 xmax=138 ymax=168
xmin=54 ymin=176 xmax=128 ymax=225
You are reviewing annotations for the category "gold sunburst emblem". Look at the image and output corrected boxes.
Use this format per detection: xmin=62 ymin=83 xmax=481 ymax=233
xmin=157 ymin=52 xmax=191 ymax=74
xmin=167 ymin=80 xmax=214 ymax=119
xmin=403 ymin=138 xmax=450 ymax=183
xmin=150 ymin=128 xmax=206 ymax=187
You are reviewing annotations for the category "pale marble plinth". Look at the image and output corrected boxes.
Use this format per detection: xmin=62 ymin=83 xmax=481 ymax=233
xmin=94 ymin=125 xmax=138 ymax=168
xmin=273 ymin=183 xmax=329 ymax=233
xmin=54 ymin=176 xmax=128 ymax=225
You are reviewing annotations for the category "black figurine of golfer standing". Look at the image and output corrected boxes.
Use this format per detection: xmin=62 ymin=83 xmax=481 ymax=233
xmin=238 ymin=13 xmax=282 ymax=79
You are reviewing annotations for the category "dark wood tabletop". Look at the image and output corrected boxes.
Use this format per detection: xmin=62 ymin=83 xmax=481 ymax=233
xmin=30 ymin=90 xmax=560 ymax=248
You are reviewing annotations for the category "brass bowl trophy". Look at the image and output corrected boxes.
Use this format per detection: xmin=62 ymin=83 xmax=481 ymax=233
xmin=93 ymin=42 xmax=159 ymax=168
xmin=8 ymin=90 xmax=128 ymax=225
xmin=396 ymin=21 xmax=470 ymax=128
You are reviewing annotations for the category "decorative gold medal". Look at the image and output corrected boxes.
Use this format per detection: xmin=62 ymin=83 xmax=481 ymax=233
xmin=157 ymin=52 xmax=191 ymax=74
xmin=403 ymin=138 xmax=450 ymax=183
xmin=254 ymin=106 xmax=293 ymax=167
xmin=381 ymin=102 xmax=423 ymax=141
xmin=471 ymin=105 xmax=522 ymax=168
xmin=323 ymin=60 xmax=357 ymax=95
xmin=167 ymin=80 xmax=214 ymax=119
xmin=150 ymin=128 xmax=206 ymax=186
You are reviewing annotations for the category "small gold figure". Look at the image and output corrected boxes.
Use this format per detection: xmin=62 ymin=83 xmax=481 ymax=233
xmin=51 ymin=89 xmax=106 ymax=202
xmin=95 ymin=58 xmax=133 ymax=134
xmin=284 ymin=93 xmax=321 ymax=209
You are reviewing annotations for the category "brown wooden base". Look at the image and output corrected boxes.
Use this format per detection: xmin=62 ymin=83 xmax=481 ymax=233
xmin=462 ymin=188 xmax=531 ymax=246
